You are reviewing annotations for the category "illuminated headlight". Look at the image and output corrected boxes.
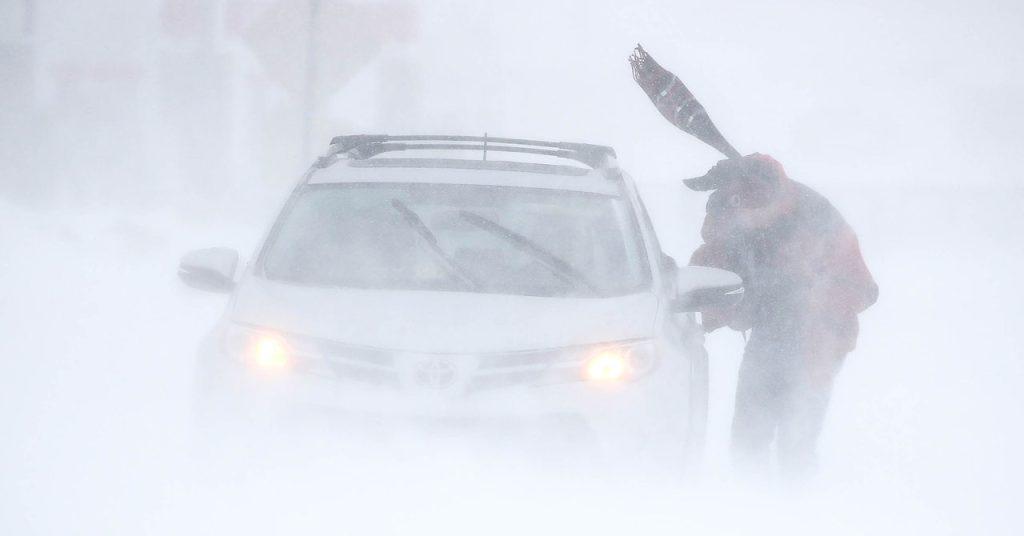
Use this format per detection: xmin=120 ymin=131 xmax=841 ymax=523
xmin=223 ymin=324 xmax=293 ymax=372
xmin=582 ymin=341 xmax=658 ymax=383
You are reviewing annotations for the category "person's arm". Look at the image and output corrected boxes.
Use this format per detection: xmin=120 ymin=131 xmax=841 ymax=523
xmin=689 ymin=241 xmax=750 ymax=332
xmin=805 ymin=223 xmax=878 ymax=329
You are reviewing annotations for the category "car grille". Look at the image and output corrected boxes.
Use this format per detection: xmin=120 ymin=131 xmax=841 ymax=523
xmin=299 ymin=337 xmax=583 ymax=393
xmin=317 ymin=340 xmax=400 ymax=388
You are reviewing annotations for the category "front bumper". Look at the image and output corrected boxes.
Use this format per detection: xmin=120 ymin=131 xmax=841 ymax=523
xmin=196 ymin=336 xmax=694 ymax=446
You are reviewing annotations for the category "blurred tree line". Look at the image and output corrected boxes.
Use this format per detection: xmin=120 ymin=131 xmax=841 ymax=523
xmin=0 ymin=0 xmax=416 ymax=218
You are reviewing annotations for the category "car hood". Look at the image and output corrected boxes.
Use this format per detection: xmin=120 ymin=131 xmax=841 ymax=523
xmin=230 ymin=278 xmax=659 ymax=353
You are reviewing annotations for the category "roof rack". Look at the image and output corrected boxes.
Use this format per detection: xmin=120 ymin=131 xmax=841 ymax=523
xmin=318 ymin=135 xmax=618 ymax=170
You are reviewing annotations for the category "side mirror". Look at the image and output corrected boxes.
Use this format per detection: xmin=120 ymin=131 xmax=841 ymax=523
xmin=178 ymin=247 xmax=239 ymax=293
xmin=673 ymin=266 xmax=744 ymax=312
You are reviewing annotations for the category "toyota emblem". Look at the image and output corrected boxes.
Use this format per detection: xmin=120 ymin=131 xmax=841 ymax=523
xmin=414 ymin=358 xmax=458 ymax=390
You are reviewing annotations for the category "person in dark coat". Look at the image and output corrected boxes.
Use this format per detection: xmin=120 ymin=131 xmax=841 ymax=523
xmin=688 ymin=153 xmax=878 ymax=475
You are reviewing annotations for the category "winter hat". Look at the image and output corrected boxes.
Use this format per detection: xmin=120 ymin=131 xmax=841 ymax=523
xmin=684 ymin=153 xmax=786 ymax=198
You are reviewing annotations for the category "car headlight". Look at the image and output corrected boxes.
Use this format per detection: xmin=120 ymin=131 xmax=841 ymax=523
xmin=582 ymin=340 xmax=658 ymax=383
xmin=223 ymin=324 xmax=294 ymax=372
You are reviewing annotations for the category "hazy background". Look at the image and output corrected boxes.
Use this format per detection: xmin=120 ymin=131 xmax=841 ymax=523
xmin=2 ymin=0 xmax=1022 ymax=534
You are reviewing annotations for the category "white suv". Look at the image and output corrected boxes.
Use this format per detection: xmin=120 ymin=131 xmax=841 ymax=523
xmin=180 ymin=135 xmax=742 ymax=466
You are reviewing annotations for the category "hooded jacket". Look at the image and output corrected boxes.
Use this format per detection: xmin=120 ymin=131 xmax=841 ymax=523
xmin=689 ymin=155 xmax=878 ymax=359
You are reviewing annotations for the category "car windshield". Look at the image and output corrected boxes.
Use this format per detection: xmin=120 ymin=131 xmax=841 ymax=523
xmin=261 ymin=183 xmax=651 ymax=297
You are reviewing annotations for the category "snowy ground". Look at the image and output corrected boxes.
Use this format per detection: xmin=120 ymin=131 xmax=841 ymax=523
xmin=1 ymin=181 xmax=1021 ymax=535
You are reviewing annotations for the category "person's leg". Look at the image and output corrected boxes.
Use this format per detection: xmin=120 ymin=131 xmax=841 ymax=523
xmin=730 ymin=333 xmax=784 ymax=475
xmin=776 ymin=353 xmax=844 ymax=478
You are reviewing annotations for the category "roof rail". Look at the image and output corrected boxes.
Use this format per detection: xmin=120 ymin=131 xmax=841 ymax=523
xmin=318 ymin=135 xmax=617 ymax=170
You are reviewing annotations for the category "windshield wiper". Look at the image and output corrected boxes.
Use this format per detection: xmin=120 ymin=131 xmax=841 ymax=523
xmin=390 ymin=200 xmax=482 ymax=291
xmin=457 ymin=210 xmax=600 ymax=295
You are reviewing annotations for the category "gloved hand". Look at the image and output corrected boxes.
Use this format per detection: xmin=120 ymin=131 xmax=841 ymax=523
xmin=688 ymin=242 xmax=756 ymax=332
